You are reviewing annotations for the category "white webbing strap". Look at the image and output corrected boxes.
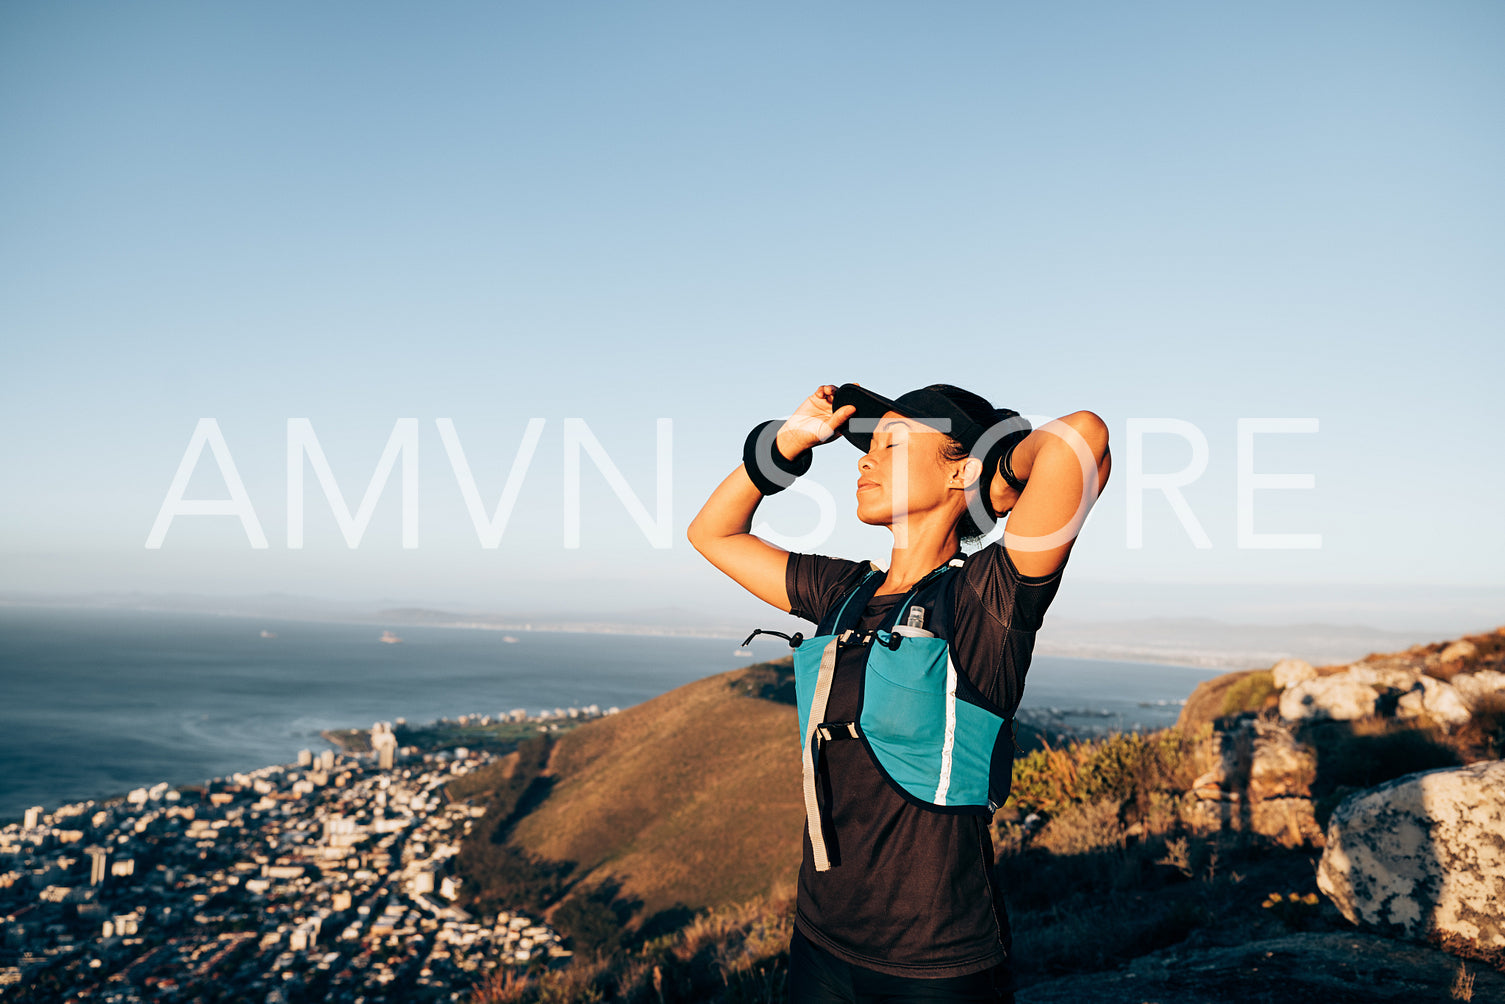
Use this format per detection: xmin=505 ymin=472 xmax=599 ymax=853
xmin=801 ymin=631 xmax=848 ymax=872
xmin=934 ymin=652 xmax=960 ymax=805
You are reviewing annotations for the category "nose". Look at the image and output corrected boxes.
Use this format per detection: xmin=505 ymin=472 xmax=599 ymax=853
xmin=858 ymin=451 xmax=875 ymax=473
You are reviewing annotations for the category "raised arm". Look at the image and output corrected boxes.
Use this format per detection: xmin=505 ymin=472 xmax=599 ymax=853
xmin=686 ymin=385 xmax=856 ymax=612
xmin=987 ymin=410 xmax=1111 ymax=579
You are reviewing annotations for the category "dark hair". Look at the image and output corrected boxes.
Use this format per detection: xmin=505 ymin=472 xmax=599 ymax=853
xmin=923 ymin=384 xmax=1025 ymax=545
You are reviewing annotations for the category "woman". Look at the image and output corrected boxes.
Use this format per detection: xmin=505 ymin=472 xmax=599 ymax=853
xmin=687 ymin=383 xmax=1111 ymax=1004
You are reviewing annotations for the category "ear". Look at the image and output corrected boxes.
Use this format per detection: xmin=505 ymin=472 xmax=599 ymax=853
xmin=951 ymin=456 xmax=984 ymax=490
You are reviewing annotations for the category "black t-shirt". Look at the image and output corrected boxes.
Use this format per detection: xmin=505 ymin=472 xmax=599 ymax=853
xmin=784 ymin=541 xmax=1067 ymax=979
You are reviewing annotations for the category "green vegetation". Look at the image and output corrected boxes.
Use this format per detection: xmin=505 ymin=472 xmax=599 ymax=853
xmin=1219 ymin=669 xmax=1278 ymax=717
xmin=1178 ymin=669 xmax=1275 ymax=732
xmin=452 ymin=736 xmax=573 ymax=922
xmin=1009 ymin=725 xmax=1212 ymax=818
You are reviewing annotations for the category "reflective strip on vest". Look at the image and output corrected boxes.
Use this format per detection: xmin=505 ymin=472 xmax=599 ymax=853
xmin=934 ymin=652 xmax=960 ymax=806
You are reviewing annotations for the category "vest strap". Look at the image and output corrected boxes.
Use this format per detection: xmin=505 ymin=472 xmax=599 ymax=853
xmin=796 ymin=553 xmax=979 ymax=868
xmin=801 ymin=630 xmax=856 ymax=872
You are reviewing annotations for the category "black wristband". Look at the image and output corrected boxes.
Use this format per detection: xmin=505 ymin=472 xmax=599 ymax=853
xmin=743 ymin=419 xmax=812 ymax=495
xmin=981 ymin=430 xmax=1029 ymax=520
xmin=998 ymin=437 xmax=1028 ymax=493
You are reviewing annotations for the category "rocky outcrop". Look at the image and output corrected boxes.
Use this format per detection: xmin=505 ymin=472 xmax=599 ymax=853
xmin=1453 ymin=669 xmax=1505 ymax=711
xmin=1438 ymin=639 xmax=1478 ymax=666
xmin=1278 ymin=663 xmax=1501 ymax=726
xmin=1394 ymin=674 xmax=1472 ymax=725
xmin=1279 ymin=673 xmax=1384 ymax=722
xmin=1271 ymin=657 xmax=1317 ymax=689
xmin=1186 ymin=718 xmax=1322 ymax=847
xmin=1316 ymin=760 xmax=1505 ymax=954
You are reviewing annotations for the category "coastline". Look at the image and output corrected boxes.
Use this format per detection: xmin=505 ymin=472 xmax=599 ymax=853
xmin=0 ymin=597 xmax=1317 ymax=669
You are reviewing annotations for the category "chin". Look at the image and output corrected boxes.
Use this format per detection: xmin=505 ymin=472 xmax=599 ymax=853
xmin=854 ymin=499 xmax=891 ymax=527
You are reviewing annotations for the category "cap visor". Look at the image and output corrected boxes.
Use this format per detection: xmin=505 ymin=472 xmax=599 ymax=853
xmin=831 ymin=384 xmax=900 ymax=452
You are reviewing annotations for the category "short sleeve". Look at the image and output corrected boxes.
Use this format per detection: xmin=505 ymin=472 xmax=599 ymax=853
xmin=947 ymin=541 xmax=1070 ymax=715
xmin=785 ymin=552 xmax=870 ymax=626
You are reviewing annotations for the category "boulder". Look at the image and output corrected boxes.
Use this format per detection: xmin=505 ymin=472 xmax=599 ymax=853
xmin=1187 ymin=719 xmax=1321 ymax=847
xmin=1452 ymin=669 xmax=1505 ymax=712
xmin=1279 ymin=673 xmax=1382 ymax=722
xmin=1271 ymin=658 xmax=1317 ymax=689
xmin=1360 ymin=653 xmax=1430 ymax=675
xmin=1438 ymin=639 xmax=1478 ymax=665
xmin=1394 ymin=676 xmax=1472 ymax=725
xmin=1316 ymin=760 xmax=1505 ymax=953
xmin=1344 ymin=663 xmax=1418 ymax=690
xmin=1193 ymin=719 xmax=1317 ymax=799
xmin=1249 ymin=720 xmax=1317 ymax=799
xmin=1278 ymin=662 xmax=1474 ymax=725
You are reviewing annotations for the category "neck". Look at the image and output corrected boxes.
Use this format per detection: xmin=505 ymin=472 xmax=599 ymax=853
xmin=878 ymin=518 xmax=962 ymax=595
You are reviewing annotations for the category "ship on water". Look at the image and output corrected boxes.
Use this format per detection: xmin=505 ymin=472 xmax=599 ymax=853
xmin=379 ymin=630 xmax=403 ymax=644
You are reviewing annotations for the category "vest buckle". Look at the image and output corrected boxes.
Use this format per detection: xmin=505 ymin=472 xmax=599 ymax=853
xmin=816 ymin=721 xmax=860 ymax=742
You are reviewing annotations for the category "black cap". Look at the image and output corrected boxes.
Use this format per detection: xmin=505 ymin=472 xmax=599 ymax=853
xmin=831 ymin=383 xmax=1027 ymax=456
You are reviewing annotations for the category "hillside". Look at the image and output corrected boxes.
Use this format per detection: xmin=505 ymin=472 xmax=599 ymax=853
xmin=455 ymin=657 xmax=804 ymax=930
xmin=453 ymin=626 xmax=1505 ymax=1003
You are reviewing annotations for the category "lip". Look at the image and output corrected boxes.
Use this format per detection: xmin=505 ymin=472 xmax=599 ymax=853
xmin=856 ymin=480 xmax=880 ymax=493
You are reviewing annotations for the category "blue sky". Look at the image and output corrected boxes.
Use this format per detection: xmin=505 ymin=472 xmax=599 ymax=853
xmin=3 ymin=2 xmax=1502 ymax=633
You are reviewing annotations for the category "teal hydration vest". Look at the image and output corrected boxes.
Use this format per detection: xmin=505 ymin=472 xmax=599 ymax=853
xmin=754 ymin=557 xmax=1015 ymax=872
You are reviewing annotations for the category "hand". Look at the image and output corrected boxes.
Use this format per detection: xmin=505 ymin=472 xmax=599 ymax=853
xmin=775 ymin=385 xmax=857 ymax=461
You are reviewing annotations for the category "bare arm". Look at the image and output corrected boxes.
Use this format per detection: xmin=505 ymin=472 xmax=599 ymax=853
xmin=687 ymin=385 xmax=856 ymax=612
xmin=988 ymin=410 xmax=1111 ymax=579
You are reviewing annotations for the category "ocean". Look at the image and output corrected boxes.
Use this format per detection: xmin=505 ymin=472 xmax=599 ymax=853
xmin=0 ymin=605 xmax=1224 ymax=821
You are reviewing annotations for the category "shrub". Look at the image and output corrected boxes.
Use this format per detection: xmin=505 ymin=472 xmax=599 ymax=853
xmin=1009 ymin=726 xmax=1210 ymax=817
xmin=1219 ymin=671 xmax=1277 ymax=718
xmin=553 ymin=892 xmax=626 ymax=957
xmin=1033 ymin=798 xmax=1124 ymax=857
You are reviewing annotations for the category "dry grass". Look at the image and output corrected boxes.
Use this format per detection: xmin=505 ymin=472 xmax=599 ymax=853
xmin=1451 ymin=960 xmax=1476 ymax=1001
xmin=468 ymin=884 xmax=795 ymax=1004
xmin=470 ymin=966 xmax=533 ymax=1004
xmin=454 ymin=658 xmax=804 ymax=932
xmin=1450 ymin=692 xmax=1505 ymax=762
xmin=1031 ymin=798 xmax=1125 ymax=857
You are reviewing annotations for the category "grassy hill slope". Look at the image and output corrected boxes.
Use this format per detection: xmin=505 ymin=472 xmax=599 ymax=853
xmin=502 ymin=657 xmax=803 ymax=924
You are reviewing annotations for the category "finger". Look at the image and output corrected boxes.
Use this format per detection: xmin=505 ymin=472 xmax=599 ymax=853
xmin=820 ymin=404 xmax=857 ymax=438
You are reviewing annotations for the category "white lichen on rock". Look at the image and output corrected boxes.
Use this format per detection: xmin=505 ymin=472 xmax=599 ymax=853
xmin=1317 ymin=760 xmax=1505 ymax=951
